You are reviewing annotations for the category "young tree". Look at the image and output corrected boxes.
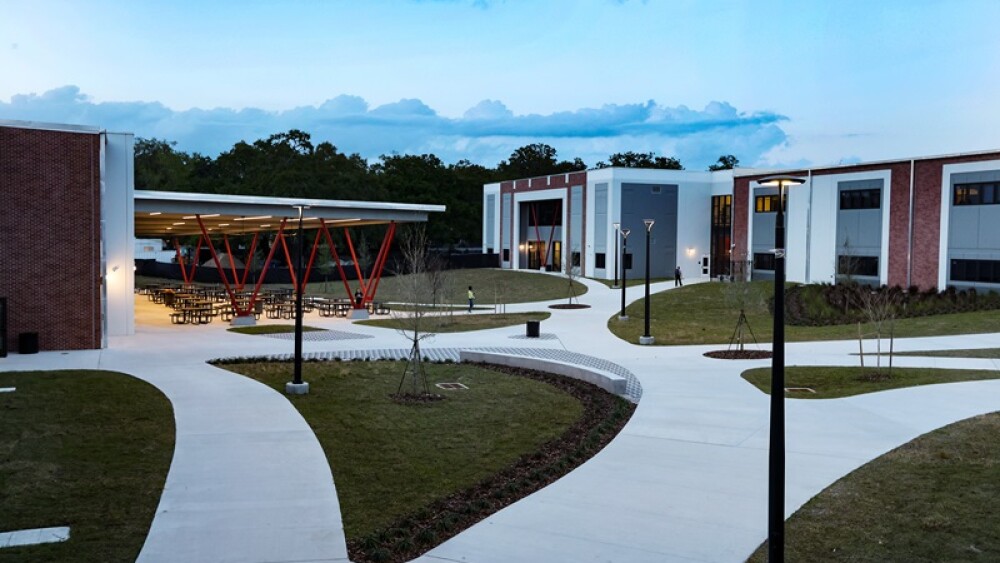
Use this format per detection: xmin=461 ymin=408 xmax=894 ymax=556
xmin=391 ymin=226 xmax=439 ymax=399
xmin=857 ymin=286 xmax=901 ymax=380
xmin=724 ymin=256 xmax=762 ymax=351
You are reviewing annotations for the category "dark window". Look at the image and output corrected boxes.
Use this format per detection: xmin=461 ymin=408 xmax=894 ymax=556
xmin=526 ymin=202 xmax=563 ymax=226
xmin=954 ymin=182 xmax=1000 ymax=206
xmin=950 ymin=259 xmax=1000 ymax=283
xmin=753 ymin=252 xmax=775 ymax=271
xmin=571 ymin=251 xmax=581 ymax=267
xmin=754 ymin=194 xmax=786 ymax=213
xmin=839 ymin=188 xmax=881 ymax=210
xmin=594 ymin=253 xmax=606 ymax=269
xmin=487 ymin=247 xmax=494 ymax=254
xmin=710 ymin=195 xmax=733 ymax=277
xmin=838 ymin=255 xmax=879 ymax=277
xmin=502 ymin=249 xmax=510 ymax=262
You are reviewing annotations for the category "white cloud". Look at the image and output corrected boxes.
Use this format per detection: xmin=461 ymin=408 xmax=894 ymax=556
xmin=0 ymin=85 xmax=790 ymax=168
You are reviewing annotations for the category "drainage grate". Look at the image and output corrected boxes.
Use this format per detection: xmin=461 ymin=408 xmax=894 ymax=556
xmin=785 ymin=387 xmax=816 ymax=394
xmin=435 ymin=382 xmax=468 ymax=390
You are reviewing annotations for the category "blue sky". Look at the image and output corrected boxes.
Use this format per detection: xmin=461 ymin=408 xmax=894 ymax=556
xmin=2 ymin=0 xmax=999 ymax=170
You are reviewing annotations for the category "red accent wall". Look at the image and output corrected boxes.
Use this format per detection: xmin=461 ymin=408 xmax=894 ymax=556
xmin=1 ymin=126 xmax=103 ymax=351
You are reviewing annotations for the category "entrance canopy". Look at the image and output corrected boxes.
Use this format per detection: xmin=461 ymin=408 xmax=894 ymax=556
xmin=135 ymin=190 xmax=445 ymax=237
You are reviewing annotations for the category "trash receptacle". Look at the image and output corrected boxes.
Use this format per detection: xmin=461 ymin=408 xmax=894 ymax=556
xmin=18 ymin=332 xmax=39 ymax=354
xmin=526 ymin=320 xmax=540 ymax=338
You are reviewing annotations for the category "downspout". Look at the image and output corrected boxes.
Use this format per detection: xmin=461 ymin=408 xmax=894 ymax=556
xmin=804 ymin=169 xmax=813 ymax=283
xmin=906 ymin=159 xmax=915 ymax=288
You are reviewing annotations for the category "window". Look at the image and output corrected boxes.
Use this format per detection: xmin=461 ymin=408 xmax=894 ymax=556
xmin=837 ymin=255 xmax=879 ymax=277
xmin=502 ymin=249 xmax=510 ymax=262
xmin=754 ymin=194 xmax=786 ymax=213
xmin=487 ymin=247 xmax=494 ymax=254
xmin=651 ymin=186 xmax=662 ymax=194
xmin=839 ymin=188 xmax=881 ymax=210
xmin=571 ymin=251 xmax=581 ymax=267
xmin=595 ymin=253 xmax=606 ymax=269
xmin=753 ymin=252 xmax=775 ymax=271
xmin=950 ymin=259 xmax=1000 ymax=283
xmin=954 ymin=182 xmax=1000 ymax=206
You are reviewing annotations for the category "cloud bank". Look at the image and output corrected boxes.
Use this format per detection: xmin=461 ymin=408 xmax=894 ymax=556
xmin=0 ymin=86 xmax=788 ymax=168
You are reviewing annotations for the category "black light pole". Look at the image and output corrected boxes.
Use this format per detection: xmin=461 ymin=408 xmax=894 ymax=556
xmin=758 ymin=175 xmax=804 ymax=562
xmin=612 ymin=222 xmax=620 ymax=288
xmin=618 ymin=228 xmax=630 ymax=320
xmin=640 ymin=219 xmax=655 ymax=344
xmin=287 ymin=204 xmax=310 ymax=394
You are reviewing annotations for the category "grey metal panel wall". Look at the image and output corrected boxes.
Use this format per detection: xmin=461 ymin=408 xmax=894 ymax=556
xmin=620 ymin=183 xmax=677 ymax=278
xmin=486 ymin=194 xmax=496 ymax=250
xmin=571 ymin=186 xmax=583 ymax=254
xmin=836 ymin=179 xmax=883 ymax=283
xmin=948 ymin=170 xmax=1000 ymax=289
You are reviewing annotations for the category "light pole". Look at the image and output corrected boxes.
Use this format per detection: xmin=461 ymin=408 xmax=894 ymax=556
xmin=639 ymin=219 xmax=655 ymax=344
xmin=757 ymin=175 xmax=804 ymax=562
xmin=286 ymin=204 xmax=310 ymax=395
xmin=612 ymin=222 xmax=620 ymax=288
xmin=618 ymin=227 xmax=631 ymax=320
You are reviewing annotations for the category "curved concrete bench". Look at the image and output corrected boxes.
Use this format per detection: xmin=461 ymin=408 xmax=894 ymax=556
xmin=460 ymin=350 xmax=628 ymax=397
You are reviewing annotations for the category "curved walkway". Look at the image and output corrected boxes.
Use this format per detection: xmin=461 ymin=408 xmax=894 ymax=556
xmin=2 ymin=273 xmax=998 ymax=562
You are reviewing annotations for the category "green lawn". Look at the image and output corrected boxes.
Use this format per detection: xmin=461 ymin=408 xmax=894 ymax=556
xmin=0 ymin=370 xmax=174 ymax=562
xmin=741 ymin=366 xmax=1000 ymax=399
xmin=357 ymin=312 xmax=550 ymax=333
xmin=225 ymin=361 xmax=582 ymax=539
xmin=747 ymin=412 xmax=1000 ymax=562
xmin=591 ymin=277 xmax=670 ymax=288
xmin=227 ymin=324 xmax=325 ymax=335
xmin=608 ymin=282 xmax=1000 ymax=345
xmin=139 ymin=269 xmax=587 ymax=305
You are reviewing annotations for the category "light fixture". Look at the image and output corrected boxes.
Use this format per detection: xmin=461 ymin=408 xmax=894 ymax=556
xmin=686 ymin=247 xmax=696 ymax=257
xmin=233 ymin=215 xmax=273 ymax=221
xmin=172 ymin=222 xmax=185 ymax=226
xmin=260 ymin=224 xmax=271 ymax=228
xmin=149 ymin=212 xmax=162 ymax=216
xmin=218 ymin=223 xmax=230 ymax=227
xmin=183 ymin=214 xmax=220 ymax=219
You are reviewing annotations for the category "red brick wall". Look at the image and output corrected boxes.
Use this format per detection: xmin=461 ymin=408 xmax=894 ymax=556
xmin=1 ymin=126 xmax=103 ymax=351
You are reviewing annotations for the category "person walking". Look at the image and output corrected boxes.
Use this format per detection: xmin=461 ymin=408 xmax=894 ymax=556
xmin=467 ymin=286 xmax=475 ymax=312
xmin=674 ymin=266 xmax=683 ymax=287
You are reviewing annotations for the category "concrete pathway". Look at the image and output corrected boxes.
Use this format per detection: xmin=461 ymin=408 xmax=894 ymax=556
xmin=2 ymin=271 xmax=998 ymax=562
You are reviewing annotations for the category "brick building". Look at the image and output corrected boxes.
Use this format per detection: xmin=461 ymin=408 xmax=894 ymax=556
xmin=484 ymin=150 xmax=1000 ymax=292
xmin=1 ymin=121 xmax=133 ymax=353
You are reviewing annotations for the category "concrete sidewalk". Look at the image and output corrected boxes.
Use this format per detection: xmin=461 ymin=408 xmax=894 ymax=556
xmin=2 ymin=274 xmax=998 ymax=562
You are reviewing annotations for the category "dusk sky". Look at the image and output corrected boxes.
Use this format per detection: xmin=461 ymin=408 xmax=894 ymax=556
xmin=2 ymin=0 xmax=998 ymax=170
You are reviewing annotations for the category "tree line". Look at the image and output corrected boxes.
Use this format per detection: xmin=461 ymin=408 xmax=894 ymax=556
xmin=135 ymin=130 xmax=738 ymax=245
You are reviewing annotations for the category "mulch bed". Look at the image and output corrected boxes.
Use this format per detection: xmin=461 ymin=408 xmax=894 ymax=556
xmin=348 ymin=363 xmax=636 ymax=563
xmin=704 ymin=349 xmax=773 ymax=360
xmin=548 ymin=303 xmax=591 ymax=309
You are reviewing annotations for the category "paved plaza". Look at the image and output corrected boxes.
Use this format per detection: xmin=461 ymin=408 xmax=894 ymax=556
xmin=2 ymin=275 xmax=998 ymax=562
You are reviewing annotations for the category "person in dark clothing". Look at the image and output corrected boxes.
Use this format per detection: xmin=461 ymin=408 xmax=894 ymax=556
xmin=674 ymin=266 xmax=683 ymax=287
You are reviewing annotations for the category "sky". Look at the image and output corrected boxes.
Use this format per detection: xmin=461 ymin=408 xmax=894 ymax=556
xmin=2 ymin=0 xmax=999 ymax=170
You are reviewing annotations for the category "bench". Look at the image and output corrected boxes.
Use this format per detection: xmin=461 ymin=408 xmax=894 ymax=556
xmin=459 ymin=351 xmax=628 ymax=396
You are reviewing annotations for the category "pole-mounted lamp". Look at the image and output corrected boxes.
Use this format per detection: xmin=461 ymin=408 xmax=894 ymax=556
xmin=755 ymin=174 xmax=804 ymax=562
xmin=639 ymin=219 xmax=655 ymax=345
xmin=618 ymin=227 xmax=631 ymax=320
xmin=286 ymin=204 xmax=311 ymax=395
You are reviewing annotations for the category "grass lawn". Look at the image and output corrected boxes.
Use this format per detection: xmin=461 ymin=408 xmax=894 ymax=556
xmin=227 ymin=324 xmax=325 ymax=335
xmin=221 ymin=360 xmax=633 ymax=562
xmin=357 ymin=312 xmax=550 ymax=333
xmin=0 ymin=370 xmax=174 ymax=562
xmin=591 ymin=277 xmax=670 ymax=288
xmin=747 ymin=411 xmax=1000 ymax=562
xmin=888 ymin=347 xmax=1000 ymax=359
xmin=741 ymin=365 xmax=1000 ymax=399
xmin=227 ymin=361 xmax=581 ymax=538
xmin=139 ymin=270 xmax=587 ymax=306
xmin=607 ymin=281 xmax=1000 ymax=345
